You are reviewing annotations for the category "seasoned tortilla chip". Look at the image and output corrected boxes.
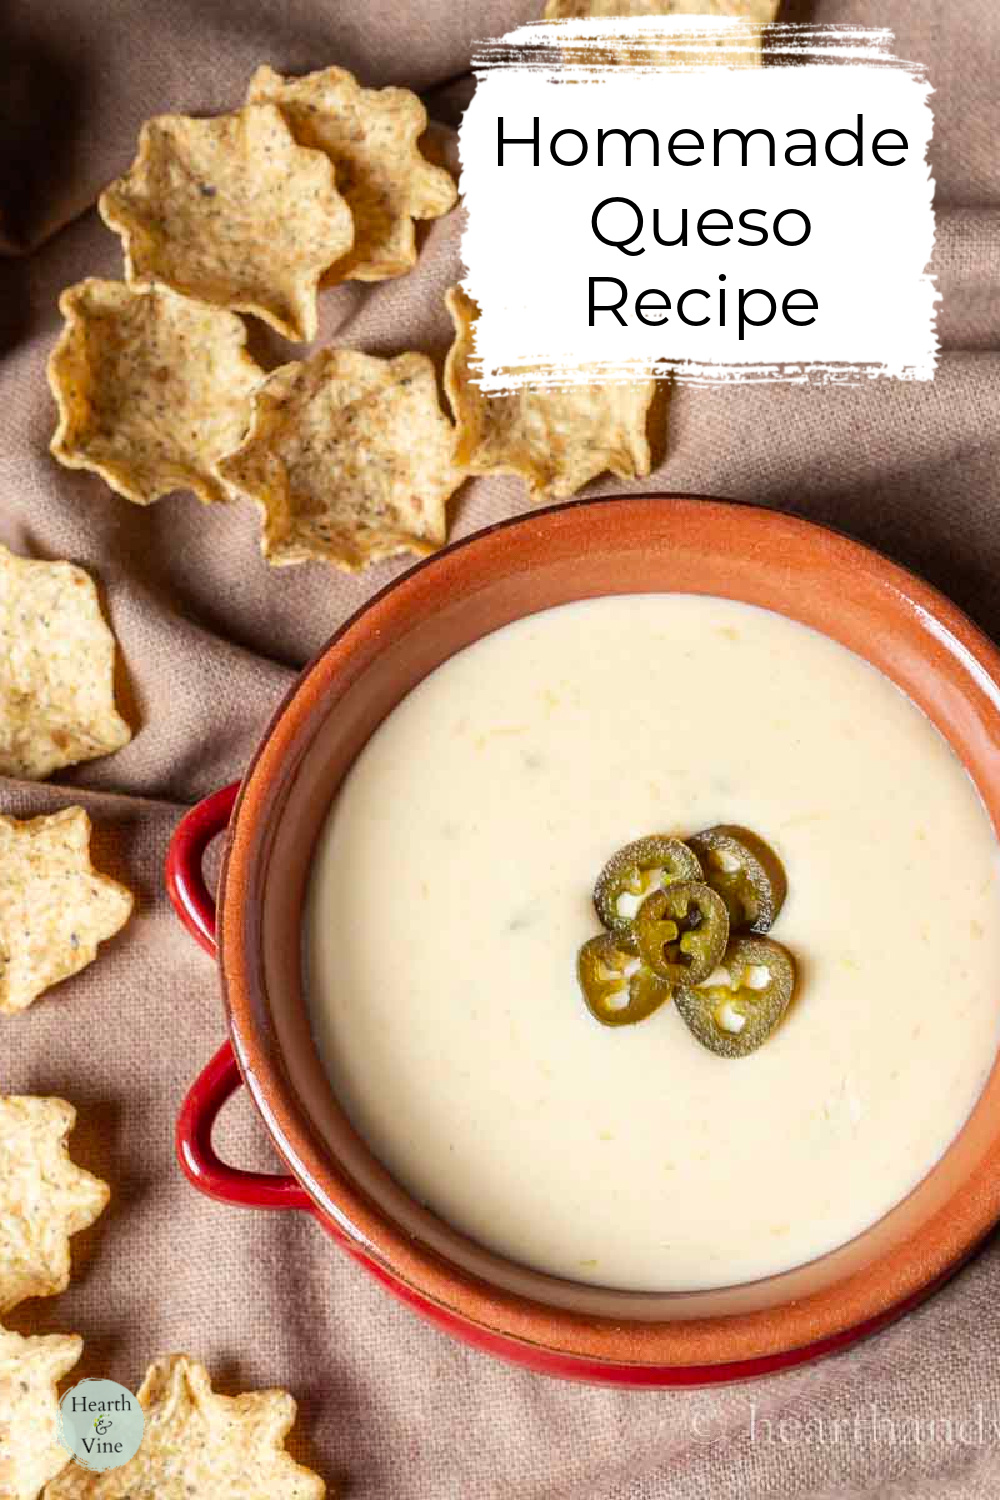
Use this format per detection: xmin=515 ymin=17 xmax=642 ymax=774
xmin=49 ymin=279 xmax=263 ymax=507
xmin=45 ymin=1354 xmax=325 ymax=1499
xmin=99 ymin=104 xmax=353 ymax=341
xmin=0 ymin=807 xmax=133 ymax=1015
xmin=543 ymin=0 xmax=778 ymax=65
xmin=0 ymin=546 xmax=131 ymax=779
xmin=544 ymin=0 xmax=776 ymax=17
xmin=0 ymin=1324 xmax=81 ymax=1498
xmin=0 ymin=1096 xmax=109 ymax=1313
xmin=247 ymin=64 xmax=457 ymax=282
xmin=444 ymin=287 xmax=654 ymax=500
xmin=218 ymin=348 xmax=463 ymax=570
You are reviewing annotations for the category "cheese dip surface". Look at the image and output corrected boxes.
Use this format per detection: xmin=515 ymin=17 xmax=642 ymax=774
xmin=305 ymin=595 xmax=1000 ymax=1291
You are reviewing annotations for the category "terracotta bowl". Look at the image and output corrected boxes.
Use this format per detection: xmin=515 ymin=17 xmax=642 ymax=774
xmin=168 ymin=496 xmax=1000 ymax=1385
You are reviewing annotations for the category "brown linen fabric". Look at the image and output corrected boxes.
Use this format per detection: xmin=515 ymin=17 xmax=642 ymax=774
xmin=2 ymin=2 xmax=999 ymax=1496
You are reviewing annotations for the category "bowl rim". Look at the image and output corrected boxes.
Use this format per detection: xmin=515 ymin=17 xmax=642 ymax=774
xmin=216 ymin=494 xmax=1000 ymax=1367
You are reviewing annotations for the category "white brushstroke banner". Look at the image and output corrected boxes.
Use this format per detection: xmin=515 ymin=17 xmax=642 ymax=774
xmin=458 ymin=20 xmax=938 ymax=389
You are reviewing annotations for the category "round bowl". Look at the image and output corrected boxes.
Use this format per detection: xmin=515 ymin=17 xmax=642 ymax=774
xmin=168 ymin=495 xmax=1000 ymax=1385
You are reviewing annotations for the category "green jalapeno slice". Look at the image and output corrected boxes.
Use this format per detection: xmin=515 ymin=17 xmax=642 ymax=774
xmin=593 ymin=836 xmax=703 ymax=949
xmin=674 ymin=936 xmax=796 ymax=1058
xmin=635 ymin=880 xmax=729 ymax=985
xmin=577 ymin=934 xmax=672 ymax=1028
xmin=687 ymin=825 xmax=787 ymax=935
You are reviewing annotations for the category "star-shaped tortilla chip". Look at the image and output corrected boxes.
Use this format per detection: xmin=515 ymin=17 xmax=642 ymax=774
xmin=247 ymin=64 xmax=457 ymax=282
xmin=218 ymin=348 xmax=463 ymax=570
xmin=0 ymin=547 xmax=131 ymax=780
xmin=543 ymin=0 xmax=778 ymax=65
xmin=0 ymin=808 xmax=133 ymax=1015
xmin=0 ymin=1324 xmax=81 ymax=1498
xmin=0 ymin=1096 xmax=110 ymax=1313
xmin=545 ymin=0 xmax=777 ymax=17
xmin=99 ymin=104 xmax=353 ymax=341
xmin=49 ymin=279 xmax=263 ymax=507
xmin=444 ymin=287 xmax=654 ymax=500
xmin=45 ymin=1354 xmax=324 ymax=1499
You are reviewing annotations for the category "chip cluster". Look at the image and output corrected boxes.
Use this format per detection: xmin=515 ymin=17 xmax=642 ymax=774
xmin=48 ymin=63 xmax=659 ymax=574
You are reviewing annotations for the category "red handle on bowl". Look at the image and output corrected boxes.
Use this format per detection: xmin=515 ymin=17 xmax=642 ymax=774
xmin=175 ymin=1040 xmax=314 ymax=1211
xmin=168 ymin=784 xmax=314 ymax=1214
xmin=165 ymin=782 xmax=240 ymax=956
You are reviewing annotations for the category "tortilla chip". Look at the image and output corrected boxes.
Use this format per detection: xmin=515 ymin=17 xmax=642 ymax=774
xmin=49 ymin=279 xmax=263 ymax=507
xmin=99 ymin=104 xmax=353 ymax=341
xmin=0 ymin=1324 xmax=81 ymax=1498
xmin=544 ymin=0 xmax=777 ymax=17
xmin=0 ymin=547 xmax=131 ymax=779
xmin=0 ymin=808 xmax=133 ymax=1015
xmin=0 ymin=1096 xmax=110 ymax=1313
xmin=247 ymin=65 xmax=457 ymax=283
xmin=542 ymin=0 xmax=778 ymax=65
xmin=444 ymin=287 xmax=654 ymax=500
xmin=218 ymin=348 xmax=463 ymax=570
xmin=45 ymin=1354 xmax=325 ymax=1499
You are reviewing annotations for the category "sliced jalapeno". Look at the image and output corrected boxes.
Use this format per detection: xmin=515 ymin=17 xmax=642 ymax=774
xmin=577 ymin=933 xmax=672 ymax=1028
xmin=675 ymin=936 xmax=796 ymax=1058
xmin=635 ymin=880 xmax=729 ymax=985
xmin=687 ymin=825 xmax=787 ymax=935
xmin=594 ymin=836 xmax=703 ymax=949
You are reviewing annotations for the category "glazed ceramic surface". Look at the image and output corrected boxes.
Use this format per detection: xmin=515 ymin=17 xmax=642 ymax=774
xmin=171 ymin=497 xmax=1000 ymax=1382
xmin=304 ymin=592 xmax=1000 ymax=1293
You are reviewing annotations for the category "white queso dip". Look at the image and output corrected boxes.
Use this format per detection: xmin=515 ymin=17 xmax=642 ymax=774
xmin=305 ymin=595 xmax=1000 ymax=1291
